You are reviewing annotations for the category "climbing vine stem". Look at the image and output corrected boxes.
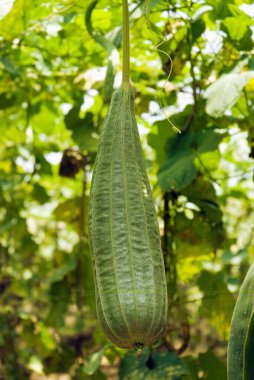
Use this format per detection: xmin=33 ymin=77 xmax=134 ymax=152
xmin=122 ymin=0 xmax=130 ymax=83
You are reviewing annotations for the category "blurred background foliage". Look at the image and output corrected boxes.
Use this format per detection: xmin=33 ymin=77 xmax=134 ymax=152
xmin=0 ymin=0 xmax=254 ymax=378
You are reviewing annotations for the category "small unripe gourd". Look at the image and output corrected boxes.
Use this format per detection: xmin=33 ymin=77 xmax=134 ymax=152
xmin=88 ymin=79 xmax=168 ymax=349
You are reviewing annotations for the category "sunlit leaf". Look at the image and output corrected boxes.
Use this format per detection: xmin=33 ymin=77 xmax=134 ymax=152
xmin=0 ymin=0 xmax=15 ymax=20
xmin=204 ymin=71 xmax=254 ymax=117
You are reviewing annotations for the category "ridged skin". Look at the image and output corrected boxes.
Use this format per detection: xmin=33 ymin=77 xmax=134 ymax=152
xmin=227 ymin=263 xmax=254 ymax=380
xmin=88 ymin=82 xmax=168 ymax=349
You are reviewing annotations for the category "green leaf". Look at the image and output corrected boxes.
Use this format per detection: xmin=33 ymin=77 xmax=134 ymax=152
xmin=0 ymin=56 xmax=20 ymax=76
xmin=191 ymin=19 xmax=206 ymax=42
xmin=85 ymin=0 xmax=115 ymax=54
xmin=84 ymin=0 xmax=121 ymax=102
xmin=149 ymin=0 xmax=162 ymax=7
xmin=206 ymin=0 xmax=234 ymax=20
xmin=0 ymin=0 xmax=15 ymax=20
xmin=199 ymin=351 xmax=227 ymax=380
xmin=222 ymin=17 xmax=251 ymax=42
xmin=37 ymin=321 xmax=56 ymax=350
xmin=64 ymin=109 xmax=98 ymax=152
xmin=222 ymin=16 xmax=253 ymax=51
xmin=158 ymin=151 xmax=197 ymax=191
xmin=147 ymin=106 xmax=193 ymax=166
xmin=47 ymin=279 xmax=71 ymax=327
xmin=157 ymin=128 xmax=223 ymax=191
xmin=82 ymin=344 xmax=111 ymax=375
xmin=119 ymin=349 xmax=188 ymax=380
xmin=77 ymin=368 xmax=106 ymax=380
xmin=157 ymin=26 xmax=188 ymax=64
xmin=45 ymin=256 xmax=77 ymax=285
xmin=0 ymin=0 xmax=25 ymax=38
xmin=35 ymin=154 xmax=53 ymax=175
xmin=77 ymin=240 xmax=96 ymax=312
xmin=175 ymin=212 xmax=224 ymax=261
xmin=148 ymin=122 xmax=180 ymax=166
xmin=31 ymin=106 xmax=63 ymax=135
xmin=54 ymin=198 xmax=80 ymax=223
xmin=32 ymin=183 xmax=50 ymax=204
xmin=43 ymin=343 xmax=76 ymax=373
xmin=197 ymin=271 xmax=234 ymax=336
xmin=82 ymin=351 xmax=104 ymax=375
xmin=0 ymin=93 xmax=16 ymax=109
xmin=184 ymin=177 xmax=217 ymax=202
xmin=196 ymin=200 xmax=223 ymax=223
xmin=194 ymin=128 xmax=224 ymax=154
xmin=183 ymin=178 xmax=223 ymax=223
xmin=184 ymin=352 xmax=227 ymax=380
xmin=204 ymin=71 xmax=254 ymax=117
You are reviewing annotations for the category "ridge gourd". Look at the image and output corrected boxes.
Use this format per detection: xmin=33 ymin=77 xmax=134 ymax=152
xmin=88 ymin=0 xmax=168 ymax=351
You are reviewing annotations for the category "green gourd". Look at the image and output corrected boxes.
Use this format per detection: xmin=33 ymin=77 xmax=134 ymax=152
xmin=88 ymin=78 xmax=168 ymax=350
xmin=88 ymin=0 xmax=167 ymax=351
xmin=227 ymin=263 xmax=254 ymax=379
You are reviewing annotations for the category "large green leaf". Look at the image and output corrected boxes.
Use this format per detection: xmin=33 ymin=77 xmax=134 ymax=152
xmin=64 ymin=108 xmax=99 ymax=152
xmin=204 ymin=71 xmax=254 ymax=117
xmin=147 ymin=121 xmax=176 ymax=165
xmin=148 ymin=106 xmax=192 ymax=166
xmin=198 ymin=271 xmax=234 ymax=336
xmin=0 ymin=0 xmax=25 ymax=38
xmin=158 ymin=128 xmax=223 ymax=191
xmin=158 ymin=151 xmax=197 ymax=191
xmin=0 ymin=0 xmax=15 ymax=20
xmin=222 ymin=12 xmax=253 ymax=51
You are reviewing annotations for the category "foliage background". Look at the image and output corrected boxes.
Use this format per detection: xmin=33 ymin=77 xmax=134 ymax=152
xmin=0 ymin=0 xmax=254 ymax=378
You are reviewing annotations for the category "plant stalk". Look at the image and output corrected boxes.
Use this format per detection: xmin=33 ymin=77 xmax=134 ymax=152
xmin=122 ymin=0 xmax=130 ymax=84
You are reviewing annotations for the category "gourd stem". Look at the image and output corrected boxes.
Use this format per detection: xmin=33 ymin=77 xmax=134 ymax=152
xmin=122 ymin=0 xmax=130 ymax=84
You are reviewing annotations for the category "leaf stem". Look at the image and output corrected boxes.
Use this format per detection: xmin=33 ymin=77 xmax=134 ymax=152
xmin=122 ymin=0 xmax=130 ymax=84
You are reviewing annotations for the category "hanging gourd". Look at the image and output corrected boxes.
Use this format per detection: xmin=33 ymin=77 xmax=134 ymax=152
xmin=88 ymin=0 xmax=168 ymax=352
